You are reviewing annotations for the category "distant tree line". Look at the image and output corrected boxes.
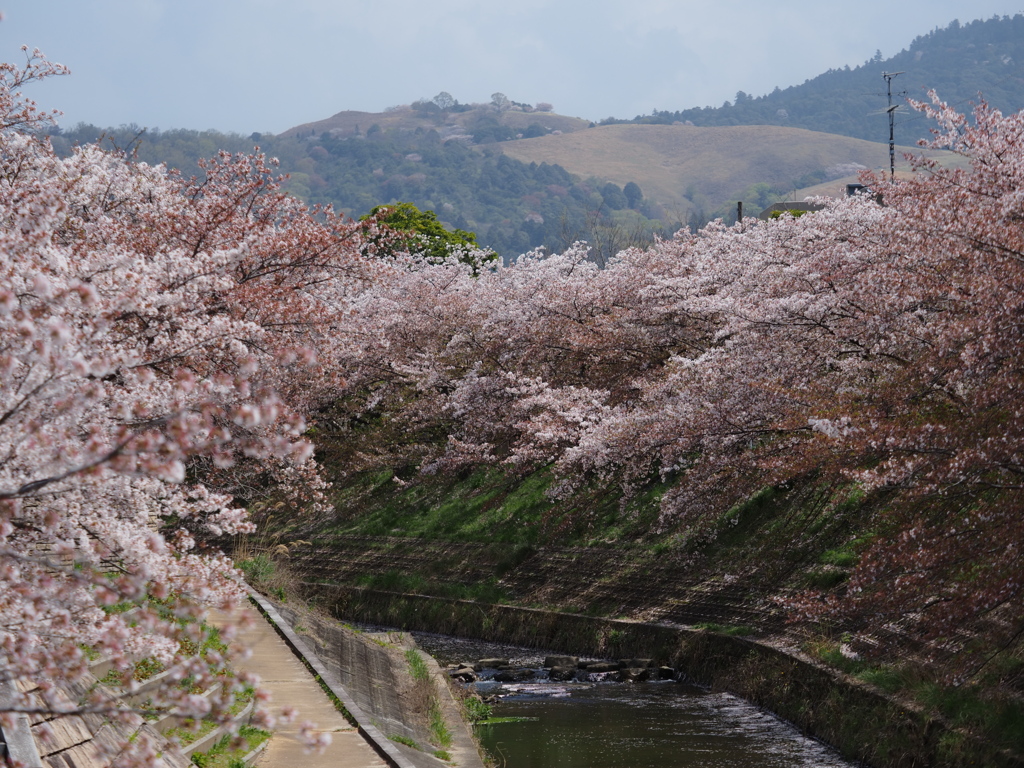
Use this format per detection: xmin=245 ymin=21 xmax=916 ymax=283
xmin=47 ymin=121 xmax=666 ymax=260
xmin=610 ymin=15 xmax=1024 ymax=143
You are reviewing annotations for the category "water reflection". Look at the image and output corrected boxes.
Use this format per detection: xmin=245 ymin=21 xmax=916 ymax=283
xmin=479 ymin=684 xmax=855 ymax=768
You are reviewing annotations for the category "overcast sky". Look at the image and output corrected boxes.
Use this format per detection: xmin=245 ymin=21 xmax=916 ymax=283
xmin=4 ymin=1 xmax=1022 ymax=135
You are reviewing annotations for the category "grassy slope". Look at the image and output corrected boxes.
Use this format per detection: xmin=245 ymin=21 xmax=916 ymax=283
xmin=498 ymin=123 xmax=936 ymax=212
xmin=280 ymin=463 xmax=875 ymax=621
xmin=316 ymin=465 xmax=671 ymax=546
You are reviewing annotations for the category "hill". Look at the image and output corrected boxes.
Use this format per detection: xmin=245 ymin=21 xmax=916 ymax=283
xmin=281 ymin=103 xmax=591 ymax=141
xmin=497 ymin=123 xmax=930 ymax=217
xmin=617 ymin=15 xmax=1024 ymax=143
xmin=56 ymin=113 xmax=700 ymax=261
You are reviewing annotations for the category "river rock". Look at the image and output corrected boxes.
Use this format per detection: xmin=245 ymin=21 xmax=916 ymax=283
xmin=494 ymin=668 xmax=536 ymax=683
xmin=450 ymin=664 xmax=478 ymax=683
xmin=543 ymin=655 xmax=578 ymax=669
xmin=548 ymin=666 xmax=576 ymax=681
xmin=618 ymin=667 xmax=651 ymax=683
xmin=581 ymin=661 xmax=619 ymax=674
xmin=657 ymin=666 xmax=677 ymax=680
xmin=474 ymin=658 xmax=510 ymax=671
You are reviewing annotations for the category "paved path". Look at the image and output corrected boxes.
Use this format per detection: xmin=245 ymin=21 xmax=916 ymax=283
xmin=213 ymin=605 xmax=388 ymax=768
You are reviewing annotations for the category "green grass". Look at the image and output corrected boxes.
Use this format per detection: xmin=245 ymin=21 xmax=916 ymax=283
xmin=188 ymin=724 xmax=270 ymax=768
xmin=333 ymin=466 xmax=554 ymax=544
xmin=167 ymin=690 xmax=256 ymax=747
xmin=237 ymin=554 xmax=275 ymax=585
xmin=808 ymin=641 xmax=870 ymax=675
xmin=405 ymin=649 xmax=431 ymax=682
xmin=803 ymin=567 xmax=848 ymax=590
xmin=324 ymin=464 xmax=666 ymax=548
xmin=100 ymin=600 xmax=137 ymax=615
xmin=404 ymin=649 xmax=452 ymax=749
xmin=100 ymin=656 xmax=164 ymax=686
xmin=694 ymin=622 xmax=755 ymax=637
xmin=102 ymin=619 xmax=229 ymax=692
xmin=855 ymin=666 xmax=904 ymax=693
xmin=807 ymin=641 xmax=1024 ymax=756
xmin=819 ymin=548 xmax=859 ymax=567
xmin=462 ymin=696 xmax=493 ymax=723
xmin=390 ymin=734 xmax=420 ymax=749
xmin=168 ymin=717 xmax=219 ymax=748
xmin=918 ymin=680 xmax=1024 ymax=755
xmin=355 ymin=570 xmax=510 ymax=603
xmin=178 ymin=624 xmax=227 ymax=659
xmin=429 ymin=702 xmax=453 ymax=749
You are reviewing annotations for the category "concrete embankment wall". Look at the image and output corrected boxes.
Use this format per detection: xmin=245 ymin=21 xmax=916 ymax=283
xmin=268 ymin=598 xmax=484 ymax=768
xmin=274 ymin=602 xmax=423 ymax=744
xmin=300 ymin=583 xmax=1024 ymax=768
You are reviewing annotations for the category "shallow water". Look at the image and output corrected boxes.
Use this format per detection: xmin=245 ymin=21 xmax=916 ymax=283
xmin=411 ymin=631 xmax=859 ymax=768
xmin=476 ymin=683 xmax=856 ymax=768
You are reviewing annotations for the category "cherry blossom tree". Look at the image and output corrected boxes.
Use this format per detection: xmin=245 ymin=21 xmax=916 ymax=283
xmin=0 ymin=50 xmax=376 ymax=764
xmin=790 ymin=96 xmax=1024 ymax=660
xmin=329 ymin=94 xmax=1024 ymax=664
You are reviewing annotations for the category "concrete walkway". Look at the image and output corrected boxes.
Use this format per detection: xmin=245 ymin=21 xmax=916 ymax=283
xmin=213 ymin=605 xmax=388 ymax=768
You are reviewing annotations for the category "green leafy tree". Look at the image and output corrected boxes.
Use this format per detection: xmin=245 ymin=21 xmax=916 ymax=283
xmin=361 ymin=202 xmax=497 ymax=272
xmin=600 ymin=182 xmax=628 ymax=211
xmin=623 ymin=181 xmax=643 ymax=209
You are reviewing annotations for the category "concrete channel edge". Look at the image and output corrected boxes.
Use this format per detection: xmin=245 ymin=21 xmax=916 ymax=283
xmin=244 ymin=589 xmax=419 ymax=768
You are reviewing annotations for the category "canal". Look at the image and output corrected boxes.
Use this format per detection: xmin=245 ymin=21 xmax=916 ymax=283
xmin=412 ymin=631 xmax=859 ymax=768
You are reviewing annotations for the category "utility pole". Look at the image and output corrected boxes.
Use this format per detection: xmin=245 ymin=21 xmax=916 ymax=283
xmin=882 ymin=71 xmax=903 ymax=181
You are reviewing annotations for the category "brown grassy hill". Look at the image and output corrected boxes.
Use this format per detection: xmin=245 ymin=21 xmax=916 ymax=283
xmin=498 ymin=123 xmax=939 ymax=213
xmin=279 ymin=106 xmax=954 ymax=225
xmin=280 ymin=105 xmax=591 ymax=140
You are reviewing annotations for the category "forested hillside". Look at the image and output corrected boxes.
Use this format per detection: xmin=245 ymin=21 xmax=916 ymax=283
xmin=614 ymin=15 xmax=1024 ymax=142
